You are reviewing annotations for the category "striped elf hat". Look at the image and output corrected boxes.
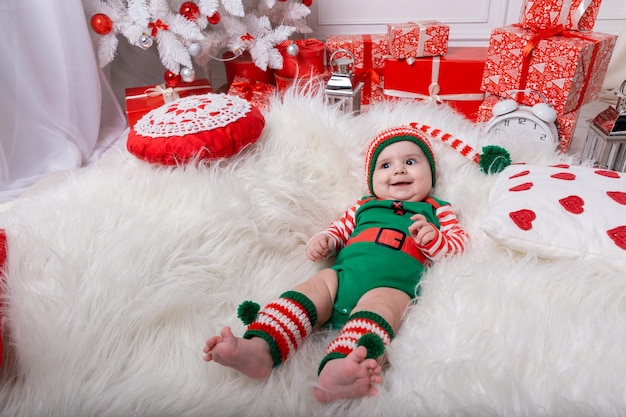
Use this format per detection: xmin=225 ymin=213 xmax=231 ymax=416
xmin=365 ymin=125 xmax=437 ymax=195
xmin=365 ymin=123 xmax=512 ymax=196
xmin=407 ymin=121 xmax=511 ymax=175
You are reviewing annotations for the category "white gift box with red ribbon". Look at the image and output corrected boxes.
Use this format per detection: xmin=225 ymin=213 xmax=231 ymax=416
xmin=387 ymin=21 xmax=449 ymax=59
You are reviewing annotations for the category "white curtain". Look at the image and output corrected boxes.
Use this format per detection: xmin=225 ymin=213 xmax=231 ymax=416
xmin=0 ymin=0 xmax=127 ymax=204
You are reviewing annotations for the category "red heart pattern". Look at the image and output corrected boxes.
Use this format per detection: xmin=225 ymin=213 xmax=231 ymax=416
xmin=509 ymin=209 xmax=536 ymax=231
xmin=551 ymin=172 xmax=576 ymax=181
xmin=607 ymin=226 xmax=626 ymax=251
xmin=559 ymin=195 xmax=584 ymax=214
xmin=510 ymin=170 xmax=530 ymax=179
xmin=510 ymin=182 xmax=533 ymax=192
xmin=595 ymin=170 xmax=620 ymax=178
xmin=607 ymin=191 xmax=626 ymax=205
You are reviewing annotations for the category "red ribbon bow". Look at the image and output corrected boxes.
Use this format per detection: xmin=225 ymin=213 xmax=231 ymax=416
xmin=148 ymin=19 xmax=169 ymax=37
xmin=232 ymin=81 xmax=270 ymax=101
xmin=515 ymin=24 xmax=565 ymax=102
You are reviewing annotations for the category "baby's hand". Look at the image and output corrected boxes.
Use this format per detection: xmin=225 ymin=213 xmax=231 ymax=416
xmin=305 ymin=233 xmax=333 ymax=262
xmin=408 ymin=214 xmax=437 ymax=246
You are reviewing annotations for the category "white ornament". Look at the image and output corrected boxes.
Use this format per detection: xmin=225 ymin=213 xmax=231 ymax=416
xmin=286 ymin=42 xmax=299 ymax=56
xmin=180 ymin=66 xmax=196 ymax=82
xmin=187 ymin=42 xmax=201 ymax=57
xmin=139 ymin=34 xmax=153 ymax=50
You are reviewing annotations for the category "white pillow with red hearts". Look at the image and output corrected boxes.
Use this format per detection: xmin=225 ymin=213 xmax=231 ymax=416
xmin=480 ymin=163 xmax=626 ymax=262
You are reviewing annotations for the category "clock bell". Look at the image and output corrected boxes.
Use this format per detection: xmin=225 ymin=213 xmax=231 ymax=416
xmin=324 ymin=49 xmax=364 ymax=114
xmin=582 ymin=80 xmax=626 ymax=172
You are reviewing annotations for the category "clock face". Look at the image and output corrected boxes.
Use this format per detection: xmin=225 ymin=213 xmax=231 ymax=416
xmin=486 ymin=110 xmax=558 ymax=146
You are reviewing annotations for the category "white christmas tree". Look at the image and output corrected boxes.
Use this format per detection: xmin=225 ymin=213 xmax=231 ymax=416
xmin=83 ymin=0 xmax=312 ymax=82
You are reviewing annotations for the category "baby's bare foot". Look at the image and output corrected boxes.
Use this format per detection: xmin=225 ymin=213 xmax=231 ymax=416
xmin=313 ymin=346 xmax=383 ymax=403
xmin=202 ymin=326 xmax=273 ymax=379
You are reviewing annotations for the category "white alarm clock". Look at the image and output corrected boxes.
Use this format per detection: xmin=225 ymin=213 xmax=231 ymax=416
xmin=484 ymin=89 xmax=559 ymax=147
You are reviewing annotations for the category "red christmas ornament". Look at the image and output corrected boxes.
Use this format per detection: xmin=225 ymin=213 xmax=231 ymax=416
xmin=90 ymin=13 xmax=113 ymax=35
xmin=180 ymin=2 xmax=200 ymax=21
xmin=302 ymin=0 xmax=313 ymax=6
xmin=164 ymin=70 xmax=181 ymax=87
xmin=207 ymin=12 xmax=221 ymax=25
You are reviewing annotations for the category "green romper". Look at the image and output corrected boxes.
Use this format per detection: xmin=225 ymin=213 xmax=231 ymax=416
xmin=327 ymin=197 xmax=444 ymax=328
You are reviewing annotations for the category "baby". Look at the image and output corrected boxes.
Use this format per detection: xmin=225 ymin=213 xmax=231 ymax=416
xmin=203 ymin=125 xmax=468 ymax=402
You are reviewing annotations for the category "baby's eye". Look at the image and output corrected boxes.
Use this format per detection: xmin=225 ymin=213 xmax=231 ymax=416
xmin=406 ymin=159 xmax=416 ymax=165
xmin=382 ymin=162 xmax=391 ymax=169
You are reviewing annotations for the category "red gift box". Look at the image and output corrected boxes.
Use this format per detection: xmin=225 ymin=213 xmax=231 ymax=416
xmin=481 ymin=25 xmax=617 ymax=115
xmin=275 ymin=39 xmax=326 ymax=78
xmin=519 ymin=0 xmax=603 ymax=32
xmin=387 ymin=21 xmax=449 ymax=59
xmin=325 ymin=34 xmax=388 ymax=104
xmin=227 ymin=76 xmax=277 ymax=110
xmin=223 ymin=51 xmax=275 ymax=85
xmin=125 ymin=79 xmax=213 ymax=128
xmin=383 ymin=47 xmax=488 ymax=121
xmin=477 ymin=94 xmax=581 ymax=152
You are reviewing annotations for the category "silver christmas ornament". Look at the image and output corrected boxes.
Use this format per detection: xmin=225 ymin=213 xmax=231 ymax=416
xmin=180 ymin=66 xmax=196 ymax=82
xmin=286 ymin=42 xmax=299 ymax=57
xmin=138 ymin=34 xmax=153 ymax=49
xmin=187 ymin=42 xmax=201 ymax=57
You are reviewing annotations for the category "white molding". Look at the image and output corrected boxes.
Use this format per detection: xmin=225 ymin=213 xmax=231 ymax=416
xmin=308 ymin=0 xmax=625 ymax=44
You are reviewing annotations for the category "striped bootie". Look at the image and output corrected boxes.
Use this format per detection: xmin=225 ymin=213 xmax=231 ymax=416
xmin=238 ymin=290 xmax=317 ymax=367
xmin=318 ymin=310 xmax=394 ymax=374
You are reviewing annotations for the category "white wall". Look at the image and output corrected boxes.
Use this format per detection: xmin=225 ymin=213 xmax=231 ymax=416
xmin=308 ymin=0 xmax=626 ymax=44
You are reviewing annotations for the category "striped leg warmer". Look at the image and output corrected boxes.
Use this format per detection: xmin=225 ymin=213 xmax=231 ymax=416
xmin=318 ymin=311 xmax=394 ymax=374
xmin=240 ymin=291 xmax=317 ymax=368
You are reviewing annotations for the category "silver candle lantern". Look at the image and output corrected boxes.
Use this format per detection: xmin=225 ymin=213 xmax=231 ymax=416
xmin=324 ymin=49 xmax=364 ymax=114
xmin=582 ymin=80 xmax=626 ymax=172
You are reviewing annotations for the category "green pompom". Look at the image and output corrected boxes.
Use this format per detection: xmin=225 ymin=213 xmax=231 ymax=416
xmin=479 ymin=145 xmax=511 ymax=174
xmin=357 ymin=333 xmax=386 ymax=359
xmin=237 ymin=300 xmax=260 ymax=325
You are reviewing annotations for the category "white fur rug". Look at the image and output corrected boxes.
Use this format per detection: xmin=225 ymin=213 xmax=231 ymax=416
xmin=1 ymin=92 xmax=625 ymax=417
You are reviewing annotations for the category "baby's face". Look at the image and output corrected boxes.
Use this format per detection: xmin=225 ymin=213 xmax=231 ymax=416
xmin=371 ymin=141 xmax=432 ymax=202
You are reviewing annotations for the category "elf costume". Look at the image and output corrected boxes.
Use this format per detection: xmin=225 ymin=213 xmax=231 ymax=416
xmin=237 ymin=125 xmax=468 ymax=374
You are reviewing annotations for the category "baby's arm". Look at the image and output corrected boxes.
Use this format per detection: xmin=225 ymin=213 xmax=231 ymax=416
xmin=304 ymin=198 xmax=369 ymax=262
xmin=410 ymin=204 xmax=468 ymax=261
xmin=305 ymin=232 xmax=336 ymax=262
xmin=408 ymin=214 xmax=437 ymax=246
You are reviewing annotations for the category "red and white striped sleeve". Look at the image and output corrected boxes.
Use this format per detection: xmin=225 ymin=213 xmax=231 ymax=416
xmin=420 ymin=203 xmax=468 ymax=261
xmin=319 ymin=198 xmax=369 ymax=252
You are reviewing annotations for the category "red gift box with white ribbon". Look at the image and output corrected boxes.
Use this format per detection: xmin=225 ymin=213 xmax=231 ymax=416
xmin=477 ymin=94 xmax=581 ymax=153
xmin=325 ymin=34 xmax=388 ymax=104
xmin=519 ymin=0 xmax=603 ymax=32
xmin=387 ymin=21 xmax=449 ymax=59
xmin=383 ymin=47 xmax=487 ymax=121
xmin=125 ymin=79 xmax=213 ymax=128
xmin=481 ymin=25 xmax=616 ymax=116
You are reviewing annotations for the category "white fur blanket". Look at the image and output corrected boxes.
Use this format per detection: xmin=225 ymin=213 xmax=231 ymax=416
xmin=1 ymin=93 xmax=625 ymax=417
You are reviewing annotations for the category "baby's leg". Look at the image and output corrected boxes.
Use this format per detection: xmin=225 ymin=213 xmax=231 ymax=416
xmin=313 ymin=345 xmax=382 ymax=402
xmin=314 ymin=287 xmax=411 ymax=402
xmin=203 ymin=326 xmax=273 ymax=379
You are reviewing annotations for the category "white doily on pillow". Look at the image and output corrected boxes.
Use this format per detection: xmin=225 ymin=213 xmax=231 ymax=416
xmin=134 ymin=93 xmax=252 ymax=138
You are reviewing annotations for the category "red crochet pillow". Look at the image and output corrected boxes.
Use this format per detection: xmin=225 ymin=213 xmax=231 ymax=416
xmin=127 ymin=93 xmax=265 ymax=165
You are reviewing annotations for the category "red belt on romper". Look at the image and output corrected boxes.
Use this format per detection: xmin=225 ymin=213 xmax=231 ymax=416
xmin=346 ymin=227 xmax=427 ymax=265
